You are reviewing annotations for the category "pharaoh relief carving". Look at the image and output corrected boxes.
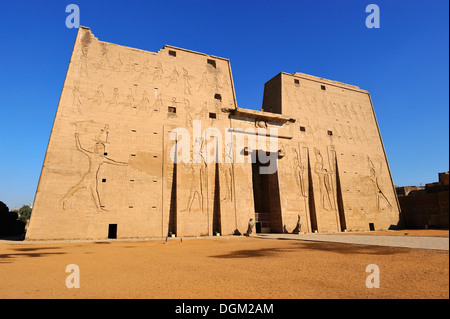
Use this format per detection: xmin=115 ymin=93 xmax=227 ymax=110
xmin=182 ymin=68 xmax=194 ymax=95
xmin=106 ymin=88 xmax=120 ymax=112
xmin=125 ymin=57 xmax=138 ymax=75
xmin=208 ymin=67 xmax=229 ymax=91
xmin=153 ymin=62 xmax=164 ymax=81
xmin=72 ymin=85 xmax=83 ymax=114
xmin=152 ymin=93 xmax=163 ymax=113
xmin=368 ymin=155 xmax=392 ymax=212
xmin=292 ymin=147 xmax=308 ymax=198
xmin=198 ymin=102 xmax=209 ymax=118
xmin=220 ymin=142 xmax=234 ymax=202
xmin=89 ymin=85 xmax=105 ymax=111
xmin=138 ymin=59 xmax=151 ymax=79
xmin=123 ymin=88 xmax=135 ymax=111
xmin=61 ymin=122 xmax=128 ymax=212
xmin=79 ymin=47 xmax=89 ymax=78
xmin=167 ymin=66 xmax=179 ymax=87
xmin=110 ymin=53 xmax=123 ymax=73
xmin=184 ymin=98 xmax=193 ymax=128
xmin=95 ymin=42 xmax=110 ymax=70
xmin=137 ymin=90 xmax=150 ymax=112
xmin=181 ymin=138 xmax=208 ymax=213
xmin=198 ymin=71 xmax=209 ymax=92
xmin=313 ymin=147 xmax=335 ymax=211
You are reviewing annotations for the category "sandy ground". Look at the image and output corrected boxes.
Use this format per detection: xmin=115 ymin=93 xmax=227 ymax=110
xmin=0 ymin=233 xmax=448 ymax=299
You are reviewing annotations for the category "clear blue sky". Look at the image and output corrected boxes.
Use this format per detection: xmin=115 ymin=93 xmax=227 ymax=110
xmin=0 ymin=0 xmax=448 ymax=210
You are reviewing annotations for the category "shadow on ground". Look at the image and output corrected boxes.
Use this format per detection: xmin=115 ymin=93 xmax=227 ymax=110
xmin=209 ymin=240 xmax=410 ymax=259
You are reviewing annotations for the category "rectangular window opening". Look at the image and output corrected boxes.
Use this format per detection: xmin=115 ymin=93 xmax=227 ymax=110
xmin=300 ymin=126 xmax=306 ymax=132
xmin=369 ymin=223 xmax=375 ymax=231
xmin=207 ymin=59 xmax=216 ymax=68
xmin=321 ymin=85 xmax=326 ymax=90
xmin=102 ymin=179 xmax=106 ymax=183
xmin=294 ymin=79 xmax=300 ymax=85
xmin=214 ymin=93 xmax=222 ymax=101
xmin=168 ymin=106 xmax=176 ymax=113
xmin=209 ymin=112 xmax=217 ymax=119
xmin=168 ymin=50 xmax=176 ymax=57
xmin=327 ymin=130 xmax=333 ymax=136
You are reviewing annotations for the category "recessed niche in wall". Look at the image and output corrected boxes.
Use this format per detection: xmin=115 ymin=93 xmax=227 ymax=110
xmin=168 ymin=106 xmax=176 ymax=113
xmin=207 ymin=59 xmax=216 ymax=68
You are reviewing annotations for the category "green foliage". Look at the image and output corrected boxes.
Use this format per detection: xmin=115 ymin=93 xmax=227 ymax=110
xmin=18 ymin=205 xmax=32 ymax=223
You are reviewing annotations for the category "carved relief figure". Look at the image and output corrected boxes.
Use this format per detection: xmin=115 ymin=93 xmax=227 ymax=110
xmin=167 ymin=66 xmax=179 ymax=86
xmin=139 ymin=59 xmax=151 ymax=78
xmin=198 ymin=102 xmax=209 ymax=118
xmin=95 ymin=124 xmax=109 ymax=144
xmin=110 ymin=53 xmax=123 ymax=72
xmin=107 ymin=88 xmax=120 ymax=112
xmin=181 ymin=138 xmax=207 ymax=213
xmin=123 ymin=88 xmax=135 ymax=111
xmin=219 ymin=163 xmax=233 ymax=202
xmin=153 ymin=62 xmax=164 ymax=81
xmin=125 ymin=57 xmax=137 ymax=74
xmin=96 ymin=42 xmax=109 ymax=70
xmin=213 ymin=72 xmax=221 ymax=90
xmin=293 ymin=148 xmax=307 ymax=198
xmin=138 ymin=90 xmax=150 ymax=112
xmin=184 ymin=98 xmax=193 ymax=128
xmin=182 ymin=67 xmax=194 ymax=95
xmin=153 ymin=93 xmax=163 ymax=113
xmin=90 ymin=85 xmax=105 ymax=111
xmin=181 ymin=161 xmax=203 ymax=213
xmin=198 ymin=71 xmax=209 ymax=92
xmin=79 ymin=48 xmax=89 ymax=77
xmin=72 ymin=86 xmax=83 ymax=114
xmin=314 ymin=148 xmax=334 ymax=211
xmin=61 ymin=127 xmax=128 ymax=212
xmin=368 ymin=156 xmax=392 ymax=212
